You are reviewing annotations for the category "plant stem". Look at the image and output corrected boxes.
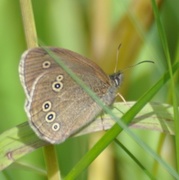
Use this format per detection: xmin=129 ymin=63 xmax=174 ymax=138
xmin=43 ymin=145 xmax=61 ymax=180
xmin=19 ymin=0 xmax=61 ymax=179
xmin=19 ymin=0 xmax=38 ymax=48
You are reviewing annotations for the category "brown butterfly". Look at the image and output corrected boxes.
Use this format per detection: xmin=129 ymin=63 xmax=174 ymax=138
xmin=19 ymin=47 xmax=122 ymax=144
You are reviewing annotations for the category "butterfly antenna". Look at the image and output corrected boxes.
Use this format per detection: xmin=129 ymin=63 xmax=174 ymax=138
xmin=114 ymin=44 xmax=122 ymax=73
xmin=120 ymin=60 xmax=154 ymax=73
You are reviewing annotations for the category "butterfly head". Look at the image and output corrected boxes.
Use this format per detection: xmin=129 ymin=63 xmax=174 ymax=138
xmin=109 ymin=71 xmax=123 ymax=88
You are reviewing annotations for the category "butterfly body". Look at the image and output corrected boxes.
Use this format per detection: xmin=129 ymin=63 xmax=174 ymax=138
xmin=19 ymin=47 xmax=122 ymax=144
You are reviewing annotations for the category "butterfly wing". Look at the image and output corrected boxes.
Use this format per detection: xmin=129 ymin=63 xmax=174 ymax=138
xmin=20 ymin=47 xmax=117 ymax=143
xmin=19 ymin=47 xmax=112 ymax=96
xmin=27 ymin=68 xmax=108 ymax=143
xmin=19 ymin=48 xmax=59 ymax=98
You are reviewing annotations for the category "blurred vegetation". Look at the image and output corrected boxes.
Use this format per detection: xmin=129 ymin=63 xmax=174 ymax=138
xmin=0 ymin=0 xmax=179 ymax=179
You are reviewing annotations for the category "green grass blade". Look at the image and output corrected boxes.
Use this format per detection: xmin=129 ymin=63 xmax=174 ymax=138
xmin=114 ymin=139 xmax=156 ymax=180
xmin=43 ymin=46 xmax=179 ymax=179
xmin=0 ymin=122 xmax=47 ymax=171
xmin=0 ymin=100 xmax=176 ymax=171
xmin=151 ymin=0 xmax=179 ymax=171
xmin=64 ymin=63 xmax=179 ymax=180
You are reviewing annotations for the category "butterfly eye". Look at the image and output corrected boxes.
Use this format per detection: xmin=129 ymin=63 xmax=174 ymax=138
xmin=45 ymin=111 xmax=56 ymax=122
xmin=52 ymin=123 xmax=60 ymax=131
xmin=42 ymin=61 xmax=51 ymax=69
xmin=42 ymin=101 xmax=52 ymax=112
xmin=56 ymin=75 xmax=63 ymax=81
xmin=52 ymin=82 xmax=63 ymax=92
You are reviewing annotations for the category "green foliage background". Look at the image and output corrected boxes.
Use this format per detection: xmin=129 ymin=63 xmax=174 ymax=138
xmin=0 ymin=0 xmax=179 ymax=179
